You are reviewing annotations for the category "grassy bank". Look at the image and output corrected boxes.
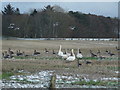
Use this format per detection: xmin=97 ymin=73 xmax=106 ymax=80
xmin=72 ymin=80 xmax=118 ymax=86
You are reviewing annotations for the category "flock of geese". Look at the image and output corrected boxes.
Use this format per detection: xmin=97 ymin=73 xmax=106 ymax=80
xmin=2 ymin=45 xmax=120 ymax=62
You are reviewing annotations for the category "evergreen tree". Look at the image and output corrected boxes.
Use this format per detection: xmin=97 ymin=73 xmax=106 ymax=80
xmin=30 ymin=9 xmax=37 ymax=16
xmin=15 ymin=8 xmax=20 ymax=15
xmin=2 ymin=4 xmax=15 ymax=15
xmin=43 ymin=5 xmax=54 ymax=12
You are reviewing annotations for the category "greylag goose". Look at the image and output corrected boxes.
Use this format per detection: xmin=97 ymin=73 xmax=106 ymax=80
xmin=33 ymin=50 xmax=40 ymax=55
xmin=90 ymin=50 xmax=97 ymax=57
xmin=44 ymin=48 xmax=49 ymax=53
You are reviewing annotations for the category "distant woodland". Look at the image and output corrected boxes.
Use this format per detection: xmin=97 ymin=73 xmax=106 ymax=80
xmin=2 ymin=4 xmax=119 ymax=38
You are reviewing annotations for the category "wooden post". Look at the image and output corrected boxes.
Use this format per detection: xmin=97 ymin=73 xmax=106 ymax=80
xmin=49 ymin=74 xmax=56 ymax=90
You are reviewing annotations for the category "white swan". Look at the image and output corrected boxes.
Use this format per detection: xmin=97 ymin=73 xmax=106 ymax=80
xmin=66 ymin=49 xmax=71 ymax=56
xmin=62 ymin=54 xmax=68 ymax=59
xmin=76 ymin=48 xmax=83 ymax=59
xmin=58 ymin=45 xmax=63 ymax=56
xmin=61 ymin=50 xmax=70 ymax=59
xmin=66 ymin=49 xmax=75 ymax=61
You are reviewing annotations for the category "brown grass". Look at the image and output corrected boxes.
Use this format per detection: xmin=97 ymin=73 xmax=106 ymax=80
xmin=2 ymin=40 xmax=118 ymax=56
xmin=1 ymin=40 xmax=119 ymax=79
xmin=2 ymin=59 xmax=119 ymax=78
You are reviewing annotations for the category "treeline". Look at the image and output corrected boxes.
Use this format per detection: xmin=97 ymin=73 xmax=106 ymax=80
xmin=2 ymin=4 xmax=119 ymax=38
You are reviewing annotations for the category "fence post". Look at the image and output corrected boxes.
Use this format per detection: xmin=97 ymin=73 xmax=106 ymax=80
xmin=49 ymin=74 xmax=56 ymax=90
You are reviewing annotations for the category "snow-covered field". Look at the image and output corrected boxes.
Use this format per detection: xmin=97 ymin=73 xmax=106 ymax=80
xmin=2 ymin=70 xmax=119 ymax=88
xmin=2 ymin=70 xmax=53 ymax=88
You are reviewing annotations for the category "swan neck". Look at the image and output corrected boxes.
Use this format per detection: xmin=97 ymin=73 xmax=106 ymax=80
xmin=59 ymin=45 xmax=62 ymax=51
xmin=72 ymin=49 xmax=75 ymax=56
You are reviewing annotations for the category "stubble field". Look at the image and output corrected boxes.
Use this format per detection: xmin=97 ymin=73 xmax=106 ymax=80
xmin=1 ymin=40 xmax=119 ymax=88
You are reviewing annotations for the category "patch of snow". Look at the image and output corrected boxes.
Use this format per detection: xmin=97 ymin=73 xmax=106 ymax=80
xmin=115 ymin=71 xmax=119 ymax=74
xmin=101 ymin=77 xmax=118 ymax=81
xmin=3 ymin=70 xmax=54 ymax=88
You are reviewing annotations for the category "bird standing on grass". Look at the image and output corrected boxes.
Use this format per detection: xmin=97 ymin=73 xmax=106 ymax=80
xmin=52 ymin=49 xmax=56 ymax=54
xmin=90 ymin=50 xmax=97 ymax=57
xmin=2 ymin=51 xmax=9 ymax=59
xmin=58 ymin=45 xmax=63 ymax=57
xmin=97 ymin=49 xmax=106 ymax=60
xmin=66 ymin=49 xmax=76 ymax=61
xmin=33 ymin=50 xmax=40 ymax=56
xmin=23 ymin=51 xmax=29 ymax=57
xmin=44 ymin=48 xmax=49 ymax=53
xmin=108 ymin=50 xmax=115 ymax=56
xmin=105 ymin=49 xmax=109 ymax=53
xmin=8 ymin=48 xmax=14 ymax=54
xmin=61 ymin=50 xmax=69 ymax=59
xmin=84 ymin=60 xmax=92 ymax=65
xmin=16 ymin=50 xmax=23 ymax=56
xmin=65 ymin=49 xmax=71 ymax=56
xmin=76 ymin=48 xmax=83 ymax=59
xmin=116 ymin=46 xmax=120 ymax=51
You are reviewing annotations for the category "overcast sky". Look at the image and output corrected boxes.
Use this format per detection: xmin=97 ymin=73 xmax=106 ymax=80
xmin=1 ymin=2 xmax=118 ymax=17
